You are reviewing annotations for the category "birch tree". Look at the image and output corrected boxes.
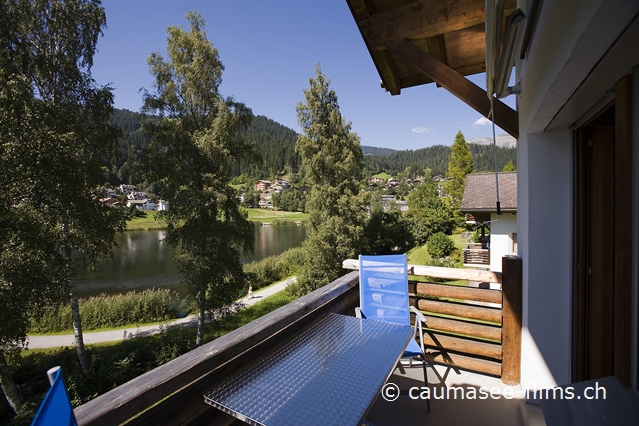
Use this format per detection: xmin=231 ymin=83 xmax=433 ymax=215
xmin=0 ymin=0 xmax=124 ymax=413
xmin=142 ymin=11 xmax=256 ymax=346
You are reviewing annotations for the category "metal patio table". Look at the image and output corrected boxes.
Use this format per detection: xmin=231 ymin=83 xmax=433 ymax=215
xmin=203 ymin=313 xmax=413 ymax=426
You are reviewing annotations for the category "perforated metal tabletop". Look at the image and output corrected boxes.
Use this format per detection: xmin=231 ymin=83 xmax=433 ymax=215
xmin=204 ymin=313 xmax=413 ymax=426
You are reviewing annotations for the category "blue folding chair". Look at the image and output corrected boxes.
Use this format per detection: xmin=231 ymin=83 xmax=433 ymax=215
xmin=31 ymin=367 xmax=77 ymax=426
xmin=356 ymin=254 xmax=430 ymax=411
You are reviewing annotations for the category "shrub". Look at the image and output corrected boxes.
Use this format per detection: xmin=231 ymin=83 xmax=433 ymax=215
xmin=29 ymin=289 xmax=194 ymax=333
xmin=427 ymin=232 xmax=455 ymax=259
xmin=243 ymin=247 xmax=305 ymax=290
xmin=471 ymin=228 xmax=490 ymax=245
xmin=420 ymin=256 xmax=459 ymax=283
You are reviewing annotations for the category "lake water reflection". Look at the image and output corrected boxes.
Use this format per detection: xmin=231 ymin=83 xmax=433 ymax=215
xmin=74 ymin=224 xmax=306 ymax=297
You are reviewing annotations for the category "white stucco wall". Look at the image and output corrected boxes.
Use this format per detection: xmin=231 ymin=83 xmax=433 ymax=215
xmin=515 ymin=0 xmax=639 ymax=390
xmin=489 ymin=213 xmax=517 ymax=273
xmin=518 ymin=130 xmax=573 ymax=388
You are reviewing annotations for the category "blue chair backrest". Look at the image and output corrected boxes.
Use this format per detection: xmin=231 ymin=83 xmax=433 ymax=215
xmin=359 ymin=254 xmax=409 ymax=326
xmin=31 ymin=368 xmax=77 ymax=426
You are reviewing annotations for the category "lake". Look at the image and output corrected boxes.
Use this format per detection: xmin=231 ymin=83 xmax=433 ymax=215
xmin=74 ymin=224 xmax=306 ymax=297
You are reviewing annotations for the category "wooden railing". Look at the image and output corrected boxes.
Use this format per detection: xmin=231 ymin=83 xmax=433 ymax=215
xmin=343 ymin=256 xmax=522 ymax=385
xmin=462 ymin=243 xmax=490 ymax=265
xmin=73 ymin=272 xmax=360 ymax=426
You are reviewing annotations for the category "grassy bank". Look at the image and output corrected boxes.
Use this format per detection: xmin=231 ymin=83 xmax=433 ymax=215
xmin=126 ymin=210 xmax=166 ymax=231
xmin=125 ymin=208 xmax=308 ymax=231
xmin=244 ymin=247 xmax=305 ymax=291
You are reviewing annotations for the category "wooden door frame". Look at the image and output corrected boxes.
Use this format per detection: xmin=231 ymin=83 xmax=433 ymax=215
xmin=573 ymin=75 xmax=633 ymax=386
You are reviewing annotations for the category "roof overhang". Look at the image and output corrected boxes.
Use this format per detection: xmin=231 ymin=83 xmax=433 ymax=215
xmin=346 ymin=0 xmax=519 ymax=139
xmin=461 ymin=208 xmax=517 ymax=214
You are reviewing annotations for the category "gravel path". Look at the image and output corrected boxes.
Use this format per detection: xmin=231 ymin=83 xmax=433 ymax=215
xmin=27 ymin=277 xmax=295 ymax=349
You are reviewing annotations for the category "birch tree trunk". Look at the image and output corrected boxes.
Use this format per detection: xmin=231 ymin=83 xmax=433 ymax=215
xmin=196 ymin=288 xmax=205 ymax=347
xmin=65 ymin=218 xmax=90 ymax=373
xmin=0 ymin=350 xmax=24 ymax=417
xmin=70 ymin=282 xmax=90 ymax=372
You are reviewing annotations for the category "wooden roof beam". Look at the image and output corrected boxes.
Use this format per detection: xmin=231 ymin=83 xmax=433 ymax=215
xmin=385 ymin=39 xmax=518 ymax=139
xmin=359 ymin=0 xmax=488 ymax=49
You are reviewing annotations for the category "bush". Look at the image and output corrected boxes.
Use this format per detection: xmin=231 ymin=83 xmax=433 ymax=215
xmin=427 ymin=232 xmax=455 ymax=259
xmin=420 ymin=256 xmax=459 ymax=283
xmin=243 ymin=247 xmax=305 ymax=290
xmin=29 ymin=289 xmax=194 ymax=333
xmin=471 ymin=227 xmax=490 ymax=245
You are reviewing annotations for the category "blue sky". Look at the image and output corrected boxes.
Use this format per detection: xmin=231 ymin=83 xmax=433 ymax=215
xmin=92 ymin=1 xmax=514 ymax=150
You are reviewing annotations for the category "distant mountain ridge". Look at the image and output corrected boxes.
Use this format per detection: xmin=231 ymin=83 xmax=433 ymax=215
xmin=466 ymin=134 xmax=516 ymax=148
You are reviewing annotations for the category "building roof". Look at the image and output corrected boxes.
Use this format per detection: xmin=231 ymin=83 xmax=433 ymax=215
xmin=460 ymin=172 xmax=517 ymax=213
xmin=345 ymin=0 xmax=519 ymax=138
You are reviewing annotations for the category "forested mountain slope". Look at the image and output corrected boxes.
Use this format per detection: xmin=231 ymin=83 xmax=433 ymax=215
xmin=106 ymin=108 xmax=516 ymax=186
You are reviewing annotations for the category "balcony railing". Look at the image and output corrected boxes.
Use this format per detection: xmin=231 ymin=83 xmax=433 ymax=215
xmin=73 ymin=256 xmax=522 ymax=425
xmin=462 ymin=243 xmax=490 ymax=266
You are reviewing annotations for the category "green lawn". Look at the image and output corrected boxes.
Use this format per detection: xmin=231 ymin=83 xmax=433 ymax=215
xmin=125 ymin=208 xmax=308 ymax=230
xmin=407 ymin=235 xmax=468 ymax=264
xmin=243 ymin=208 xmax=309 ymax=223
xmin=407 ymin=244 xmax=430 ymax=265
xmin=126 ymin=210 xmax=167 ymax=231
xmin=452 ymin=232 xmax=471 ymax=251
xmin=372 ymin=172 xmax=393 ymax=180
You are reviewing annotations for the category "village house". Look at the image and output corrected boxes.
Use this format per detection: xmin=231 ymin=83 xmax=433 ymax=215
xmin=255 ymin=180 xmax=271 ymax=192
xmin=460 ymin=172 xmax=517 ymax=272
xmin=125 ymin=199 xmax=155 ymax=211
xmin=269 ymin=180 xmax=290 ymax=194
xmin=380 ymin=194 xmax=409 ymax=212
xmin=118 ymin=184 xmax=136 ymax=195
xmin=126 ymin=191 xmax=147 ymax=200
xmin=369 ymin=176 xmax=385 ymax=185
xmin=99 ymin=197 xmax=123 ymax=208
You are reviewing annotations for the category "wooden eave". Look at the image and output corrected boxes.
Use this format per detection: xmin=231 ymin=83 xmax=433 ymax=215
xmin=346 ymin=0 xmax=519 ymax=138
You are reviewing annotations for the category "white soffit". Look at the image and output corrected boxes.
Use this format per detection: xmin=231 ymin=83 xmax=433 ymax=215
xmin=549 ymin=14 xmax=639 ymax=131
xmin=528 ymin=1 xmax=639 ymax=133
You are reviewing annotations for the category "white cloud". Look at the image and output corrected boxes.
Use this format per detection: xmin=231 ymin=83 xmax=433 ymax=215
xmin=473 ymin=117 xmax=492 ymax=127
xmin=412 ymin=126 xmax=432 ymax=134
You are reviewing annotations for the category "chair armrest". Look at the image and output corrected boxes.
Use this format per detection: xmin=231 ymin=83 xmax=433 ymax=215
xmin=410 ymin=306 xmax=427 ymax=324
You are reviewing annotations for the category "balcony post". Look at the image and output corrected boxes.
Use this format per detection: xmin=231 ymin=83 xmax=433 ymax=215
xmin=501 ymin=255 xmax=522 ymax=385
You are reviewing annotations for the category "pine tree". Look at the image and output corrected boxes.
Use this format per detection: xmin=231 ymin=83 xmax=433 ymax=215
xmin=292 ymin=65 xmax=364 ymax=294
xmin=445 ymin=130 xmax=474 ymax=211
